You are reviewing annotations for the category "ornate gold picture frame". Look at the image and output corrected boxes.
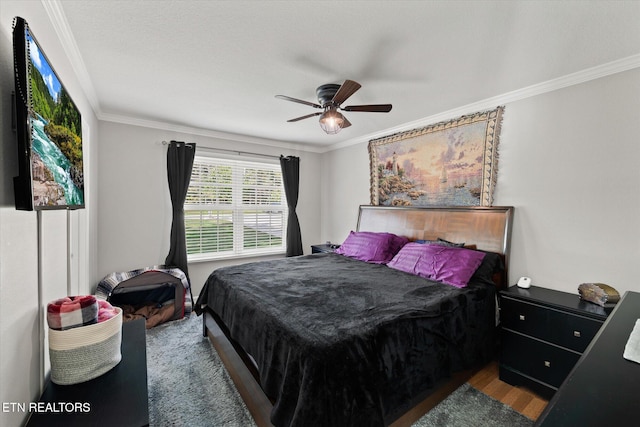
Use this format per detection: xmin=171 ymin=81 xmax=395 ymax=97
xmin=368 ymin=106 xmax=504 ymax=207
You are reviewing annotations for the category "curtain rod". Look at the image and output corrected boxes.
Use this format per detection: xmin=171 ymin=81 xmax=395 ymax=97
xmin=161 ymin=140 xmax=282 ymax=160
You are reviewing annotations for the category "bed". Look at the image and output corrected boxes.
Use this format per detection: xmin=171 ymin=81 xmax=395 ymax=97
xmin=195 ymin=205 xmax=514 ymax=427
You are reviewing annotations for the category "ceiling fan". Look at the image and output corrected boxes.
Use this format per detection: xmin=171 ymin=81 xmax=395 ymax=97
xmin=275 ymin=80 xmax=392 ymax=134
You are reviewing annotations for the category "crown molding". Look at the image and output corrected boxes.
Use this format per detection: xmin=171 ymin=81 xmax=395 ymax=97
xmin=42 ymin=0 xmax=102 ymax=116
xmin=98 ymin=112 xmax=326 ymax=154
xmin=327 ymin=53 xmax=640 ymax=152
xmin=98 ymin=54 xmax=640 ymax=154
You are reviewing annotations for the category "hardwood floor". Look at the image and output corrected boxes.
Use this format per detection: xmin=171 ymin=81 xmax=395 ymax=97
xmin=469 ymin=360 xmax=549 ymax=421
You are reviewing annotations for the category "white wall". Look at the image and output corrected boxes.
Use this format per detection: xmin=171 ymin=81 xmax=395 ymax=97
xmin=97 ymin=121 xmax=322 ymax=297
xmin=496 ymin=69 xmax=640 ymax=295
xmin=322 ymin=68 xmax=640 ymax=296
xmin=320 ymin=142 xmax=371 ymax=242
xmin=0 ymin=2 xmax=98 ymax=426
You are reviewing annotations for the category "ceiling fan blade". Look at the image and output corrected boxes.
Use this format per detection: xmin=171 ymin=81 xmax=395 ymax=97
xmin=342 ymin=116 xmax=352 ymax=128
xmin=275 ymin=95 xmax=322 ymax=109
xmin=331 ymin=80 xmax=361 ymax=106
xmin=342 ymin=104 xmax=392 ymax=112
xmin=287 ymin=112 xmax=322 ymax=122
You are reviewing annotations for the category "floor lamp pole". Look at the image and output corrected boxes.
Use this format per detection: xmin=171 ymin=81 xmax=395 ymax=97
xmin=37 ymin=210 xmax=44 ymax=394
xmin=67 ymin=209 xmax=71 ymax=296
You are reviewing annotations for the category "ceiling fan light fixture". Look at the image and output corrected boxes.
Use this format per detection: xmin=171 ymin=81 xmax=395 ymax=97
xmin=277 ymin=79 xmax=391 ymax=134
xmin=319 ymin=108 xmax=345 ymax=134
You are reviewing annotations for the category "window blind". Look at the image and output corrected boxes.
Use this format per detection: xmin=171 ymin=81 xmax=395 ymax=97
xmin=185 ymin=155 xmax=287 ymax=261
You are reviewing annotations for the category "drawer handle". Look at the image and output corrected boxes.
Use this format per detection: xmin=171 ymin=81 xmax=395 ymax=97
xmin=519 ymin=314 xmax=525 ymax=321
xmin=544 ymin=361 xmax=551 ymax=368
xmin=574 ymin=331 xmax=581 ymax=338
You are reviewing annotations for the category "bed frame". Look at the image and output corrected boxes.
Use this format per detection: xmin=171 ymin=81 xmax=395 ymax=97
xmin=202 ymin=205 xmax=514 ymax=427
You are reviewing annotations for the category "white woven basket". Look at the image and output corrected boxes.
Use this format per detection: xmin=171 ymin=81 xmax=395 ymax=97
xmin=48 ymin=307 xmax=123 ymax=385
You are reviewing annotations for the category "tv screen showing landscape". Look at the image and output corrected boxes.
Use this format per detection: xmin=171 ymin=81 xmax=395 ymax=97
xmin=13 ymin=17 xmax=84 ymax=210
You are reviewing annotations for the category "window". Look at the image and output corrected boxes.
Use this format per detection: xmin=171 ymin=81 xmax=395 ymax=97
xmin=185 ymin=155 xmax=287 ymax=261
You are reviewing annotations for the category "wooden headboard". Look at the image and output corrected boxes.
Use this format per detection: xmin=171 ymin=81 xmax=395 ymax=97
xmin=357 ymin=205 xmax=514 ymax=288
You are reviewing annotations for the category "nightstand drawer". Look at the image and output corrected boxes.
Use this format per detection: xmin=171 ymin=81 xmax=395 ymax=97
xmin=501 ymin=297 xmax=548 ymax=336
xmin=501 ymin=330 xmax=580 ymax=388
xmin=559 ymin=312 xmax=603 ymax=352
xmin=501 ymin=297 xmax=602 ymax=352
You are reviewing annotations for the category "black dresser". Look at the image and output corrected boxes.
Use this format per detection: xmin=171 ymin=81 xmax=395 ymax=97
xmin=536 ymin=291 xmax=640 ymax=426
xmin=499 ymin=286 xmax=612 ymax=398
xmin=26 ymin=319 xmax=148 ymax=426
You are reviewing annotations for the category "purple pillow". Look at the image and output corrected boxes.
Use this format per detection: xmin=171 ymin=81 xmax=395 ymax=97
xmin=335 ymin=231 xmax=408 ymax=264
xmin=387 ymin=242 xmax=486 ymax=288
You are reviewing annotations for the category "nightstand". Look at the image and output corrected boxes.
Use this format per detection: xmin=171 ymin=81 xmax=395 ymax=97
xmin=311 ymin=243 xmax=340 ymax=254
xmin=499 ymin=285 xmax=612 ymax=399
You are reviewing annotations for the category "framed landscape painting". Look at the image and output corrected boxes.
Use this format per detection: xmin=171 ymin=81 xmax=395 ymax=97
xmin=368 ymin=106 xmax=504 ymax=207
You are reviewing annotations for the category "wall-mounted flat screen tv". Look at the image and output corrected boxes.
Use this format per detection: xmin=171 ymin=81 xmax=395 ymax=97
xmin=12 ymin=16 xmax=84 ymax=211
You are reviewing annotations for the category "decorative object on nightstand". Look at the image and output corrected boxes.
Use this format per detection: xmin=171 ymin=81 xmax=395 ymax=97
xmin=516 ymin=276 xmax=531 ymax=288
xmin=311 ymin=243 xmax=340 ymax=254
xmin=499 ymin=285 xmax=613 ymax=399
xmin=578 ymin=282 xmax=620 ymax=306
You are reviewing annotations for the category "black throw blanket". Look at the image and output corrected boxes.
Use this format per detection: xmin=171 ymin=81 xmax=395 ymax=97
xmin=196 ymin=253 xmax=496 ymax=427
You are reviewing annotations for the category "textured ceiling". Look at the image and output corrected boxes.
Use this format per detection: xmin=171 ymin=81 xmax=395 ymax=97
xmin=51 ymin=0 xmax=640 ymax=150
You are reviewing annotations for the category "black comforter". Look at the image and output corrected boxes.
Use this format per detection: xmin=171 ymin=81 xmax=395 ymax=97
xmin=196 ymin=253 xmax=497 ymax=427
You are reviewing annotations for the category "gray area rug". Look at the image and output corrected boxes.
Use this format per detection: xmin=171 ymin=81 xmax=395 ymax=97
xmin=146 ymin=314 xmax=256 ymax=426
xmin=146 ymin=314 xmax=532 ymax=426
xmin=413 ymin=382 xmax=533 ymax=427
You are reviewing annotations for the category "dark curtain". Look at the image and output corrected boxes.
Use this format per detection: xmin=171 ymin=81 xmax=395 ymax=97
xmin=280 ymin=155 xmax=303 ymax=256
xmin=165 ymin=141 xmax=196 ymax=292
